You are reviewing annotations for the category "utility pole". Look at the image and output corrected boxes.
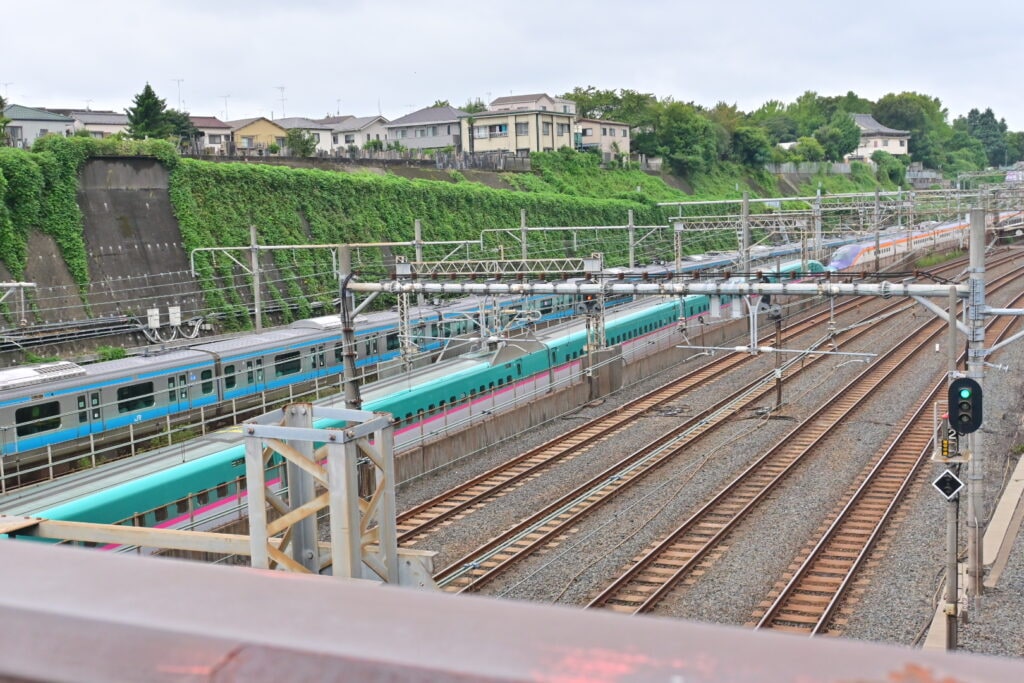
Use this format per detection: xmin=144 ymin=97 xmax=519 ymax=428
xmin=1 ymin=82 xmax=11 ymax=99
xmin=275 ymin=86 xmax=286 ymax=118
xmin=965 ymin=207 xmax=986 ymax=604
xmin=220 ymin=94 xmax=230 ymax=121
xmin=250 ymin=225 xmax=262 ymax=332
xmin=172 ymin=78 xmax=184 ymax=110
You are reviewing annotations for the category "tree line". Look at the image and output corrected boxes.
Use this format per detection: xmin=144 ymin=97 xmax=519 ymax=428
xmin=562 ymin=86 xmax=1020 ymax=178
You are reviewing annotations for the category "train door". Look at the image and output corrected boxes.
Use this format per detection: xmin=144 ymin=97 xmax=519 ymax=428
xmin=166 ymin=373 xmax=191 ymax=416
xmin=310 ymin=345 xmax=327 ymax=379
xmin=245 ymin=358 xmax=266 ymax=394
xmin=75 ymin=391 xmax=104 ymax=438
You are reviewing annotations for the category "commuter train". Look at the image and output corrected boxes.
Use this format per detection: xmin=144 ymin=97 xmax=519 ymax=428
xmin=2 ymin=259 xmax=829 ymax=540
xmin=0 ymin=257 xmax=827 ymax=469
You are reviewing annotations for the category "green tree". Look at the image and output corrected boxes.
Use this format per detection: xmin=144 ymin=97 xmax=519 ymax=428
xmin=125 ymin=83 xmax=173 ymax=139
xmin=961 ymin=108 xmax=1008 ymax=167
xmin=164 ymin=109 xmax=199 ymax=147
xmin=0 ymin=94 xmax=9 ymax=141
xmin=873 ymin=92 xmax=949 ymax=169
xmin=813 ymin=112 xmax=860 ymax=161
xmin=461 ymin=98 xmax=486 ymax=114
xmin=1006 ymin=131 xmax=1024 ymax=165
xmin=641 ymin=101 xmax=718 ymax=176
xmin=871 ymin=150 xmax=906 ymax=186
xmin=285 ymin=129 xmax=317 ymax=157
xmin=431 ymin=99 xmax=450 ymax=108
xmin=750 ymin=100 xmax=798 ymax=143
xmin=562 ymin=86 xmax=619 ymax=119
xmin=792 ymin=136 xmax=825 ymax=162
xmin=786 ymin=91 xmax=829 ymax=138
xmin=731 ymin=126 xmax=772 ymax=165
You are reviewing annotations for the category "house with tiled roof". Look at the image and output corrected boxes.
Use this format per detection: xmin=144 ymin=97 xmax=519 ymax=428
xmin=3 ymin=104 xmax=74 ymax=147
xmin=385 ymin=106 xmax=467 ymax=151
xmin=848 ymin=114 xmax=910 ymax=160
xmin=189 ymin=116 xmax=231 ymax=153
xmin=224 ymin=117 xmax=288 ymax=153
xmin=327 ymin=115 xmax=389 ymax=151
xmin=46 ymin=109 xmax=128 ymax=138
xmin=488 ymin=93 xmax=576 ymax=116
xmin=273 ymin=117 xmax=333 ymax=154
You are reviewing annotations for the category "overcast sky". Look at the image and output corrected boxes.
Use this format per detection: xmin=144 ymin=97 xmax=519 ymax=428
xmin=6 ymin=0 xmax=1023 ymax=129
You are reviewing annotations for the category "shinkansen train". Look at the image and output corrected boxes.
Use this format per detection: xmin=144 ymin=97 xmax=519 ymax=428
xmin=0 ymin=257 xmax=828 ymax=468
xmin=1 ymin=260 xmax=829 ymax=540
xmin=828 ymin=212 xmax=1024 ymax=271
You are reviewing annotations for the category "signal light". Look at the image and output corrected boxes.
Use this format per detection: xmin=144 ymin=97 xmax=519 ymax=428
xmin=948 ymin=377 xmax=983 ymax=435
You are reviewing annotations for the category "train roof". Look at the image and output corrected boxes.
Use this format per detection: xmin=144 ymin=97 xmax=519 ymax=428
xmin=361 ymin=355 xmax=494 ymax=405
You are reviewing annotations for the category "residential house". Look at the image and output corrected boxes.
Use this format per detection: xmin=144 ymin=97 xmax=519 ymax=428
xmin=189 ymin=116 xmax=232 ymax=153
xmin=385 ymin=106 xmax=466 ymax=151
xmin=575 ymin=118 xmax=630 ymax=159
xmin=461 ymin=108 xmax=575 ymax=155
xmin=2 ymin=104 xmax=74 ymax=147
xmin=488 ymin=93 xmax=576 ymax=116
xmin=224 ymin=117 xmax=288 ymax=154
xmin=273 ymin=117 xmax=333 ymax=155
xmin=848 ymin=114 xmax=910 ymax=160
xmin=46 ymin=109 xmax=128 ymax=138
xmin=326 ymin=115 xmax=390 ymax=151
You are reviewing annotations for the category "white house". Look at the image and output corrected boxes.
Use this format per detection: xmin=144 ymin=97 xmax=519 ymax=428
xmin=325 ymin=115 xmax=390 ymax=151
xmin=848 ymin=114 xmax=910 ymax=160
xmin=575 ymin=118 xmax=630 ymax=159
xmin=488 ymin=93 xmax=576 ymax=116
xmin=189 ymin=116 xmax=232 ymax=153
xmin=385 ymin=106 xmax=467 ymax=151
xmin=273 ymin=117 xmax=333 ymax=154
xmin=2 ymin=104 xmax=74 ymax=147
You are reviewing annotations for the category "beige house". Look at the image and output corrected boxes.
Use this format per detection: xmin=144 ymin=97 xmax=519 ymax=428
xmin=488 ymin=93 xmax=576 ymax=116
xmin=46 ymin=109 xmax=128 ymax=138
xmin=461 ymin=109 xmax=575 ymax=154
xmin=848 ymin=114 xmax=909 ymax=160
xmin=189 ymin=116 xmax=232 ymax=153
xmin=224 ymin=117 xmax=288 ymax=153
xmin=576 ymin=118 xmax=630 ymax=159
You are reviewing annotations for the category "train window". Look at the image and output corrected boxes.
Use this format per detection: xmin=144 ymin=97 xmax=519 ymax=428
xmin=15 ymin=401 xmax=61 ymax=437
xmin=450 ymin=395 xmax=456 ymax=404
xmin=216 ymin=483 xmax=229 ymax=498
xmin=497 ymin=379 xmax=504 ymax=387
xmin=224 ymin=364 xmax=237 ymax=389
xmin=197 ymin=491 xmax=209 ymax=506
xmin=386 ymin=334 xmax=400 ymax=351
xmin=154 ymin=506 xmax=168 ymax=523
xmin=506 ymin=375 xmax=512 ymax=384
xmin=256 ymin=359 xmax=264 ymax=382
xmin=318 ymin=348 xmax=326 ymax=367
xmin=274 ymin=351 xmax=301 ymax=377
xmin=90 ymin=392 xmax=100 ymax=420
xmin=176 ymin=499 xmax=188 ymax=514
xmin=335 ymin=343 xmax=345 ymax=363
xmin=117 ymin=382 xmax=154 ymax=413
xmin=200 ymin=370 xmax=214 ymax=394
xmin=489 ymin=382 xmax=495 ymax=389
xmin=77 ymin=395 xmax=87 ymax=423
xmin=167 ymin=376 xmax=176 ymax=402
xmin=179 ymin=375 xmax=187 ymax=400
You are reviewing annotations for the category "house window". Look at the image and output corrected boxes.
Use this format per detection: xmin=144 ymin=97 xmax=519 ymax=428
xmin=415 ymin=128 xmax=427 ymax=138
xmin=899 ymin=140 xmax=905 ymax=147
xmin=540 ymin=106 xmax=548 ymax=111
xmin=276 ymin=137 xmax=286 ymax=147
xmin=430 ymin=126 xmax=438 ymax=136
xmin=542 ymin=122 xmax=551 ymax=135
xmin=873 ymin=140 xmax=878 ymax=147
xmin=582 ymin=128 xmax=593 ymax=136
xmin=241 ymin=136 xmax=255 ymax=148
xmin=883 ymin=139 xmax=889 ymax=146
xmin=447 ymin=125 xmax=451 ymax=134
xmin=39 ymin=128 xmax=49 ymax=137
xmin=556 ymin=123 xmax=570 ymax=136
xmin=562 ymin=105 xmax=570 ymax=113
xmin=608 ymin=128 xmax=616 ymax=137
xmin=474 ymin=126 xmax=489 ymax=139
xmin=312 ymin=133 xmax=320 ymax=142
xmin=208 ymin=134 xmax=222 ymax=144
xmin=622 ymin=128 xmax=628 ymax=138
xmin=602 ymin=127 xmax=608 ymax=136
xmin=345 ymin=133 xmax=356 ymax=144
xmin=515 ymin=122 xmax=529 ymax=136
xmin=332 ymin=134 xmax=339 ymax=144
xmin=398 ymin=129 xmax=407 ymax=138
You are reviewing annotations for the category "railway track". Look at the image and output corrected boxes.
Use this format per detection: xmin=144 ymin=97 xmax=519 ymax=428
xmin=397 ymin=252 xmax=1019 ymax=550
xmin=583 ymin=264 xmax=1024 ymax=614
xmin=396 ymin=292 xmax=895 ymax=548
xmin=752 ymin=280 xmax=1024 ymax=635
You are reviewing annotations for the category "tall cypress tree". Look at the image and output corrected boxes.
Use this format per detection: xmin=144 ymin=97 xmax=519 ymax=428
xmin=125 ymin=84 xmax=173 ymax=139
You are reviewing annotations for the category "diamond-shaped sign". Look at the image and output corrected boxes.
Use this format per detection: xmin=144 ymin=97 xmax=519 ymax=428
xmin=933 ymin=469 xmax=964 ymax=500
